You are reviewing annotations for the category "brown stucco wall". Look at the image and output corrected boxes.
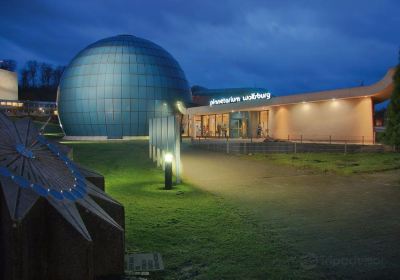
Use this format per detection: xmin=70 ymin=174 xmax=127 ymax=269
xmin=268 ymin=97 xmax=374 ymax=142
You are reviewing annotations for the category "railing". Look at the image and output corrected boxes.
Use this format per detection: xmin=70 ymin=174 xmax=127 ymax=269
xmin=192 ymin=133 xmax=376 ymax=145
xmin=189 ymin=137 xmax=387 ymax=154
xmin=280 ymin=134 xmax=375 ymax=145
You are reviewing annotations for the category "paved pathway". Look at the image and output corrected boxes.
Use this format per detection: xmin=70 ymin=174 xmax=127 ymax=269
xmin=181 ymin=147 xmax=400 ymax=279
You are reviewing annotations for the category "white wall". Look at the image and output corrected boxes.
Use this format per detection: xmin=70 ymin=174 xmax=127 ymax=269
xmin=0 ymin=69 xmax=18 ymax=101
xmin=268 ymin=97 xmax=374 ymax=142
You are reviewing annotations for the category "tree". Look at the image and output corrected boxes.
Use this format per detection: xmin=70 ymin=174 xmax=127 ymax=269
xmin=26 ymin=60 xmax=39 ymax=88
xmin=18 ymin=60 xmax=65 ymax=101
xmin=20 ymin=69 xmax=30 ymax=89
xmin=40 ymin=63 xmax=54 ymax=88
xmin=52 ymin=65 xmax=65 ymax=87
xmin=384 ymin=64 xmax=400 ymax=150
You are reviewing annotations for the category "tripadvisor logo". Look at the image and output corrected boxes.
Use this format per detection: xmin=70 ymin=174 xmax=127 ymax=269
xmin=209 ymin=92 xmax=271 ymax=106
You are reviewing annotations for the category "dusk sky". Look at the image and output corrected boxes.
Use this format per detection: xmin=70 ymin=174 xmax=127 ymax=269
xmin=1 ymin=0 xmax=399 ymax=95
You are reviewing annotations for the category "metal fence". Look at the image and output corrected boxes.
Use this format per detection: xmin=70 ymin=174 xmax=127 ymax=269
xmin=276 ymin=134 xmax=375 ymax=145
xmin=193 ymin=134 xmax=376 ymax=145
xmin=190 ymin=138 xmax=386 ymax=154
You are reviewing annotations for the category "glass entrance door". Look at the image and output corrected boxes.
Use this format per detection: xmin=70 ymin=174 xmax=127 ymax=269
xmin=230 ymin=119 xmax=247 ymax=138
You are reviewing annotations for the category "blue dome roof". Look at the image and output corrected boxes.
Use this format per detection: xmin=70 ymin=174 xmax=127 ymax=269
xmin=58 ymin=34 xmax=191 ymax=138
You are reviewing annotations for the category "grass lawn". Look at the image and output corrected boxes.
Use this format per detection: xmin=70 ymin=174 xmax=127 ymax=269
xmin=182 ymin=148 xmax=400 ymax=278
xmin=64 ymin=140 xmax=320 ymax=279
xmin=10 ymin=117 xmax=62 ymax=135
xmin=33 ymin=120 xmax=65 ymax=138
xmin=247 ymin=152 xmax=400 ymax=174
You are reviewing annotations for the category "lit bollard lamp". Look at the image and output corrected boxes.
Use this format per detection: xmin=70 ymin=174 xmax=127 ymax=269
xmin=164 ymin=153 xmax=173 ymax=190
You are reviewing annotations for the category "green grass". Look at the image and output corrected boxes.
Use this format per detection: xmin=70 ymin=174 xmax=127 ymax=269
xmin=9 ymin=117 xmax=63 ymax=137
xmin=31 ymin=120 xmax=65 ymax=139
xmin=247 ymin=152 xmax=400 ymax=174
xmin=64 ymin=140 xmax=319 ymax=279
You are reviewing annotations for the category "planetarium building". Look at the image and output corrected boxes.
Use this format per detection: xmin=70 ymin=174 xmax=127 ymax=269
xmin=58 ymin=35 xmax=191 ymax=139
xmin=185 ymin=69 xmax=394 ymax=144
xmin=57 ymin=34 xmax=395 ymax=143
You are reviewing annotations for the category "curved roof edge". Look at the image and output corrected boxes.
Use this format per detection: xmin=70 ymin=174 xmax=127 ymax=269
xmin=187 ymin=68 xmax=395 ymax=114
xmin=289 ymin=67 xmax=395 ymax=104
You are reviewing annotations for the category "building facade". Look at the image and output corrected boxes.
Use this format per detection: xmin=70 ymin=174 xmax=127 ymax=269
xmin=0 ymin=69 xmax=57 ymax=117
xmin=185 ymin=69 xmax=394 ymax=144
xmin=0 ymin=69 xmax=18 ymax=101
xmin=0 ymin=99 xmax=57 ymax=117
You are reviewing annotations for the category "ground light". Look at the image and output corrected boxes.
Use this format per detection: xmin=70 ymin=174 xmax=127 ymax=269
xmin=164 ymin=153 xmax=173 ymax=190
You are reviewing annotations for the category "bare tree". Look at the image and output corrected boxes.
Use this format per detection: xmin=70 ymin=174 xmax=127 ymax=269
xmin=40 ymin=63 xmax=54 ymax=88
xmin=20 ymin=69 xmax=30 ymax=88
xmin=52 ymin=65 xmax=66 ymax=87
xmin=18 ymin=60 xmax=66 ymax=101
xmin=26 ymin=60 xmax=39 ymax=88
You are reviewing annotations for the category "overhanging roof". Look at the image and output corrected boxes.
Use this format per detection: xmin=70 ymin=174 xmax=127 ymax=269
xmin=187 ymin=68 xmax=395 ymax=114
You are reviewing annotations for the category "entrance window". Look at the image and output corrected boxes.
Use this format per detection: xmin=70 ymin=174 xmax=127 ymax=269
xmin=223 ymin=114 xmax=229 ymax=137
xmin=201 ymin=115 xmax=216 ymax=137
xmin=259 ymin=110 xmax=269 ymax=137
xmin=201 ymin=115 xmax=209 ymax=136
xmin=181 ymin=115 xmax=189 ymax=136
xmin=216 ymin=114 xmax=223 ymax=137
xmin=195 ymin=115 xmax=201 ymax=137
xmin=216 ymin=114 xmax=229 ymax=137
xmin=193 ymin=113 xmax=230 ymax=137
xmin=209 ymin=115 xmax=216 ymax=136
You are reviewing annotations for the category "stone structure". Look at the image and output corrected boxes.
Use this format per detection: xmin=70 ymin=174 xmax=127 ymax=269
xmin=0 ymin=113 xmax=125 ymax=280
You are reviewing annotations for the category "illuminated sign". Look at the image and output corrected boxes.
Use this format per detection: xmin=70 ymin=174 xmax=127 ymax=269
xmin=209 ymin=92 xmax=271 ymax=106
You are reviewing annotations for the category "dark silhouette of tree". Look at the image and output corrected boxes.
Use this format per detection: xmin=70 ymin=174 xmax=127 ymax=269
xmin=384 ymin=64 xmax=400 ymax=150
xmin=0 ymin=59 xmax=17 ymax=71
xmin=52 ymin=65 xmax=65 ymax=88
xmin=26 ymin=60 xmax=39 ymax=88
xmin=20 ymin=69 xmax=30 ymax=89
xmin=18 ymin=60 xmax=66 ymax=101
xmin=40 ymin=63 xmax=54 ymax=88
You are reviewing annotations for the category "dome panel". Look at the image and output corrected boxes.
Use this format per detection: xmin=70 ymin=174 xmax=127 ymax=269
xmin=58 ymin=35 xmax=191 ymax=138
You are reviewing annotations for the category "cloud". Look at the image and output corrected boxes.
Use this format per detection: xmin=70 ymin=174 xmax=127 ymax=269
xmin=0 ymin=0 xmax=398 ymax=95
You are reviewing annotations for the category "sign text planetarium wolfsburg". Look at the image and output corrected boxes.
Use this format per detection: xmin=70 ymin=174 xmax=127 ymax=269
xmin=209 ymin=92 xmax=271 ymax=106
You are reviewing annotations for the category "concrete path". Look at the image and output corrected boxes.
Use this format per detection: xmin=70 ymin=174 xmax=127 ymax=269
xmin=181 ymin=147 xmax=400 ymax=279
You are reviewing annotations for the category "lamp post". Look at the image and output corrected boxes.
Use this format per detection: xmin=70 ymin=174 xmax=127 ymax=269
xmin=164 ymin=153 xmax=173 ymax=190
